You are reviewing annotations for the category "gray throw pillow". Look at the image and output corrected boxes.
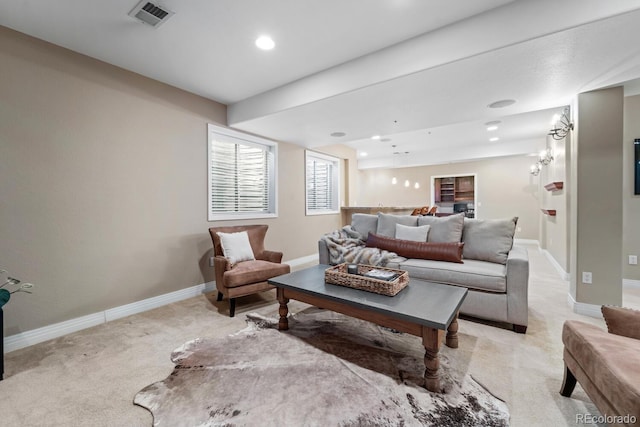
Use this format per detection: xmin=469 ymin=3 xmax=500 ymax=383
xmin=395 ymin=223 xmax=430 ymax=242
xmin=462 ymin=217 xmax=518 ymax=264
xmin=418 ymin=213 xmax=465 ymax=243
xmin=376 ymin=213 xmax=418 ymax=237
xmin=351 ymin=214 xmax=378 ymax=240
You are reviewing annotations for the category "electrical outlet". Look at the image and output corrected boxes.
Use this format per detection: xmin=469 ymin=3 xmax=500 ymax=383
xmin=630 ymin=255 xmax=638 ymax=265
xmin=209 ymin=256 xmax=215 ymax=267
xmin=582 ymin=272 xmax=592 ymax=284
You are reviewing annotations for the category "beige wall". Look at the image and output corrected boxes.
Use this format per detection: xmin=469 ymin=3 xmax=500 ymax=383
xmin=0 ymin=26 xmax=346 ymax=335
xmin=623 ymin=95 xmax=640 ymax=282
xmin=541 ymin=94 xmax=640 ymax=282
xmin=569 ymin=87 xmax=623 ymax=305
xmin=539 ymin=133 xmax=570 ymax=273
xmin=357 ymin=155 xmax=540 ymax=240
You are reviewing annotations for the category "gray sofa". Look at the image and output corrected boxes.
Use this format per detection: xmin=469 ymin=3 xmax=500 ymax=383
xmin=318 ymin=213 xmax=529 ymax=333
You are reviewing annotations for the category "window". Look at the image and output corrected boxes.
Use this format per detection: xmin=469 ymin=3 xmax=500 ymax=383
xmin=305 ymin=150 xmax=340 ymax=215
xmin=208 ymin=124 xmax=277 ymax=221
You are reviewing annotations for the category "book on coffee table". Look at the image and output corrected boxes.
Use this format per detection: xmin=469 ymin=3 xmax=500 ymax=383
xmin=362 ymin=269 xmax=400 ymax=282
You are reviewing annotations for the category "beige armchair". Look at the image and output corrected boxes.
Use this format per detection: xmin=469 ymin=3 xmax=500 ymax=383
xmin=208 ymin=225 xmax=290 ymax=317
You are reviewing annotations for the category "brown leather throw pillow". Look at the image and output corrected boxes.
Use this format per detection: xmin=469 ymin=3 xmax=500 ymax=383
xmin=601 ymin=305 xmax=640 ymax=340
xmin=366 ymin=233 xmax=464 ymax=263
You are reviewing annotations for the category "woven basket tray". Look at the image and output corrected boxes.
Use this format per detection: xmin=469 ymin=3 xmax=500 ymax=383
xmin=324 ymin=263 xmax=409 ymax=296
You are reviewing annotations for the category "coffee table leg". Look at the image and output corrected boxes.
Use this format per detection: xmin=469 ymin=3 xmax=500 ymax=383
xmin=446 ymin=312 xmax=459 ymax=348
xmin=276 ymin=288 xmax=289 ymax=331
xmin=422 ymin=327 xmax=443 ymax=393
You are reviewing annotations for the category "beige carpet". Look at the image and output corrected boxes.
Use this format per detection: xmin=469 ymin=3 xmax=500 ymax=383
xmin=0 ymin=245 xmax=638 ymax=426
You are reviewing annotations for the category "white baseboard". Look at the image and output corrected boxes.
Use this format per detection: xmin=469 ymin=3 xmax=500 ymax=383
xmin=3 ymin=254 xmax=318 ymax=354
xmin=567 ymin=293 xmax=603 ymax=319
xmin=104 ymin=281 xmax=215 ymax=322
xmin=623 ymin=279 xmax=640 ymax=289
xmin=4 ymin=281 xmax=216 ymax=354
xmin=3 ymin=312 xmax=106 ymax=354
xmin=285 ymin=254 xmax=319 ymax=268
xmin=541 ymin=249 xmax=570 ymax=281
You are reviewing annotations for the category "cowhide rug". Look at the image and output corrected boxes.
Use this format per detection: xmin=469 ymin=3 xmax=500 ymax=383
xmin=134 ymin=309 xmax=509 ymax=426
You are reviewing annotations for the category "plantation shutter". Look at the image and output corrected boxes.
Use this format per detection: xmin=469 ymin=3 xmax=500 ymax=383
xmin=210 ymin=139 xmax=271 ymax=214
xmin=306 ymin=157 xmax=334 ymax=211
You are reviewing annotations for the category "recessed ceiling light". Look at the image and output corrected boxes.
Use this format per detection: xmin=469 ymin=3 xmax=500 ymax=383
xmin=489 ymin=137 xmax=500 ymax=142
xmin=371 ymin=135 xmax=381 ymax=140
xmin=255 ymin=35 xmax=275 ymax=50
xmin=380 ymin=138 xmax=391 ymax=142
xmin=488 ymin=99 xmax=516 ymax=108
xmin=487 ymin=126 xmax=498 ymax=131
xmin=330 ymin=132 xmax=346 ymax=137
xmin=360 ymin=152 xmax=368 ymax=157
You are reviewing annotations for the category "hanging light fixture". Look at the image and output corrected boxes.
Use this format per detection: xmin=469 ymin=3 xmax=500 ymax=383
xmin=548 ymin=107 xmax=573 ymax=140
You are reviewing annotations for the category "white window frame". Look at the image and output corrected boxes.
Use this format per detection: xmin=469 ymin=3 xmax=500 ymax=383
xmin=207 ymin=124 xmax=278 ymax=221
xmin=305 ymin=150 xmax=341 ymax=216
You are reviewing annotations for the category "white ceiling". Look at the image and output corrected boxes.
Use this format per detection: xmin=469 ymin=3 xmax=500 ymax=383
xmin=2 ymin=0 xmax=640 ymax=169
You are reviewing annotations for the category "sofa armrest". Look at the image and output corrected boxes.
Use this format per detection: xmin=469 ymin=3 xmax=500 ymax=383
xmin=505 ymin=245 xmax=529 ymax=328
xmin=259 ymin=250 xmax=284 ymax=263
xmin=318 ymin=239 xmax=331 ymax=265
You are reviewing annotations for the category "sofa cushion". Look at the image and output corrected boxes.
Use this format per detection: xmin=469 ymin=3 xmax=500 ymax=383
xmin=366 ymin=233 xmax=464 ymax=263
xmin=376 ymin=213 xmax=418 ymax=237
xmin=563 ymin=320 xmax=640 ymax=420
xmin=399 ymin=258 xmax=507 ymax=292
xmin=418 ymin=213 xmax=464 ymax=243
xmin=351 ymin=214 xmax=378 ymax=240
xmin=601 ymin=306 xmax=640 ymax=340
xmin=462 ymin=217 xmax=517 ymax=264
xmin=395 ymin=223 xmax=430 ymax=242
xmin=223 ymin=260 xmax=290 ymax=288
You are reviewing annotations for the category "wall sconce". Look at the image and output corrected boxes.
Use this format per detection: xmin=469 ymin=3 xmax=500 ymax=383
xmin=548 ymin=107 xmax=573 ymax=140
xmin=530 ymin=163 xmax=541 ymax=176
xmin=539 ymin=148 xmax=554 ymax=165
xmin=529 ymin=148 xmax=553 ymax=175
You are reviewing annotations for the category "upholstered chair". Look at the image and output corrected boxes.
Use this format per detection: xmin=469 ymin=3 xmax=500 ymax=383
xmin=208 ymin=225 xmax=290 ymax=317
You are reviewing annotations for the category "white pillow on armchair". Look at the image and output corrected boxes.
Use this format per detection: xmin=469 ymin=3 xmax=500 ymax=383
xmin=218 ymin=231 xmax=255 ymax=265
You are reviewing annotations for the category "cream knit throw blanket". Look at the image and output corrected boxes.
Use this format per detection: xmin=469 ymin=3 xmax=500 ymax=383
xmin=321 ymin=226 xmax=404 ymax=266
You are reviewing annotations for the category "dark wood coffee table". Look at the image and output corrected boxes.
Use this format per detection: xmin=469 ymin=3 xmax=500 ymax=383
xmin=268 ymin=264 xmax=467 ymax=393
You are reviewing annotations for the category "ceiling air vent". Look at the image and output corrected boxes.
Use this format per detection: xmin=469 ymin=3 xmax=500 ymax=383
xmin=128 ymin=1 xmax=174 ymax=28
